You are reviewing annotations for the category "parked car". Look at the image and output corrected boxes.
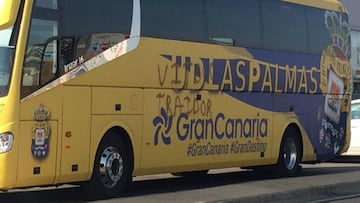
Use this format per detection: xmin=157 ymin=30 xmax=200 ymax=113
xmin=343 ymin=99 xmax=360 ymax=155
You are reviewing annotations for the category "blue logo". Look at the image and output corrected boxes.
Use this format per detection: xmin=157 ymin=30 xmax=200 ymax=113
xmin=153 ymin=108 xmax=172 ymax=145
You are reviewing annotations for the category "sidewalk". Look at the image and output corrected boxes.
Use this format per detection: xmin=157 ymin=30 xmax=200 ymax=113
xmin=341 ymin=147 xmax=360 ymax=156
xmin=207 ymin=158 xmax=360 ymax=203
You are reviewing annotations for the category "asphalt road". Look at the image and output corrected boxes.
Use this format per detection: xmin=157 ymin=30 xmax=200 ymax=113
xmin=1 ymin=158 xmax=360 ymax=203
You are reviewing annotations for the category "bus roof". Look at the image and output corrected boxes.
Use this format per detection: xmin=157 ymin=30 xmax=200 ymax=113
xmin=282 ymin=0 xmax=347 ymax=12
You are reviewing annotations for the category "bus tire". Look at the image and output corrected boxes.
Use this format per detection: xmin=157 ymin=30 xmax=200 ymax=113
xmin=275 ymin=127 xmax=301 ymax=177
xmin=81 ymin=133 xmax=132 ymax=200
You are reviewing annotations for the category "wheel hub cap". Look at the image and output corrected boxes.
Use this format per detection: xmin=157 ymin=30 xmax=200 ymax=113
xmin=99 ymin=146 xmax=124 ymax=188
xmin=284 ymin=141 xmax=297 ymax=170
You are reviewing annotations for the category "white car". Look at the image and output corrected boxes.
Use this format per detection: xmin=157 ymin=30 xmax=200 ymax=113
xmin=343 ymin=99 xmax=360 ymax=155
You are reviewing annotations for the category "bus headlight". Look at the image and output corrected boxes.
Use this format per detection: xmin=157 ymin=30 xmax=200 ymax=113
xmin=0 ymin=132 xmax=13 ymax=153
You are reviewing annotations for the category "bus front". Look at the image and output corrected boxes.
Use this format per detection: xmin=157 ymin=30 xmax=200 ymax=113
xmin=0 ymin=0 xmax=22 ymax=189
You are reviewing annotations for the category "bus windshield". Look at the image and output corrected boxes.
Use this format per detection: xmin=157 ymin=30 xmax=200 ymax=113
xmin=0 ymin=26 xmax=14 ymax=97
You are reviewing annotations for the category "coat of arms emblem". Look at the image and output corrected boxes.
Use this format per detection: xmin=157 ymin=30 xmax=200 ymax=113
xmin=32 ymin=105 xmax=51 ymax=160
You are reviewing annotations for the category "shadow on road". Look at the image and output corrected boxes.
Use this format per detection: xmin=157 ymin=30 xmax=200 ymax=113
xmin=1 ymin=162 xmax=360 ymax=203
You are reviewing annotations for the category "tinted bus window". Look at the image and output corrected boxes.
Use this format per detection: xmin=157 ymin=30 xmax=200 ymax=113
xmin=261 ymin=0 xmax=307 ymax=52
xmin=306 ymin=7 xmax=337 ymax=54
xmin=141 ymin=0 xmax=205 ymax=42
xmin=205 ymin=0 xmax=262 ymax=48
xmin=60 ymin=0 xmax=132 ymax=36
xmin=59 ymin=0 xmax=132 ymax=70
xmin=36 ymin=0 xmax=58 ymax=9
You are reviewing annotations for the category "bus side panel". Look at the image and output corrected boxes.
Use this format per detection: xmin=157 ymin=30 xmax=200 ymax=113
xmin=16 ymin=121 xmax=57 ymax=187
xmin=17 ymin=86 xmax=63 ymax=187
xmin=140 ymin=89 xmax=274 ymax=174
xmin=90 ymin=87 xmax=143 ymax=177
xmin=58 ymin=86 xmax=91 ymax=183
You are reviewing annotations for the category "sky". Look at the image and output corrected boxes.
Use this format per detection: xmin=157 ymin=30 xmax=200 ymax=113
xmin=339 ymin=0 xmax=360 ymax=30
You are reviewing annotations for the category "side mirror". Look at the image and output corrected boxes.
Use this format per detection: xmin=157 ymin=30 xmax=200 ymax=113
xmin=0 ymin=0 xmax=20 ymax=29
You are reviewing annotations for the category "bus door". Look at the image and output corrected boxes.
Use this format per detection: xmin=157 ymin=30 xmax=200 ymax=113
xmin=17 ymin=0 xmax=60 ymax=187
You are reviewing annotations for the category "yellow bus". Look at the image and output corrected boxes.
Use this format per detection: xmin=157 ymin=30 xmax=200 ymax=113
xmin=0 ymin=0 xmax=352 ymax=200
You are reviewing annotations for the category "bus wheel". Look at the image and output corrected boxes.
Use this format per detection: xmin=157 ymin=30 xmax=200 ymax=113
xmin=276 ymin=127 xmax=301 ymax=177
xmin=82 ymin=134 xmax=131 ymax=200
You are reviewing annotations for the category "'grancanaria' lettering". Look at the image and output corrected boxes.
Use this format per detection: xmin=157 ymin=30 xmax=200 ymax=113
xmin=176 ymin=112 xmax=268 ymax=142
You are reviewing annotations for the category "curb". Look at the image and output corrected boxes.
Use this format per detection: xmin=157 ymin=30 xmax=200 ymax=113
xmin=209 ymin=180 xmax=360 ymax=203
xmin=330 ymin=155 xmax=360 ymax=163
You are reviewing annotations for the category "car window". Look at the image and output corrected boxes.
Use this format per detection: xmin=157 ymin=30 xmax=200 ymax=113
xmin=351 ymin=101 xmax=360 ymax=111
xmin=352 ymin=109 xmax=360 ymax=119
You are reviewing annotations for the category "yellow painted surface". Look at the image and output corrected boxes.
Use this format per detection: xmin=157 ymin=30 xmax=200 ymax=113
xmin=0 ymin=0 xmax=33 ymax=189
xmin=0 ymin=0 xmax=20 ymax=29
xmin=283 ymin=0 xmax=346 ymax=12
xmin=16 ymin=121 xmax=57 ymax=187
xmin=58 ymin=86 xmax=91 ymax=183
xmin=138 ymin=89 xmax=274 ymax=174
xmin=92 ymin=87 xmax=143 ymax=115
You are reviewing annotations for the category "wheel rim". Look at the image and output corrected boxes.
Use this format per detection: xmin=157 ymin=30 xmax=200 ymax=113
xmin=283 ymin=139 xmax=297 ymax=170
xmin=99 ymin=146 xmax=124 ymax=189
